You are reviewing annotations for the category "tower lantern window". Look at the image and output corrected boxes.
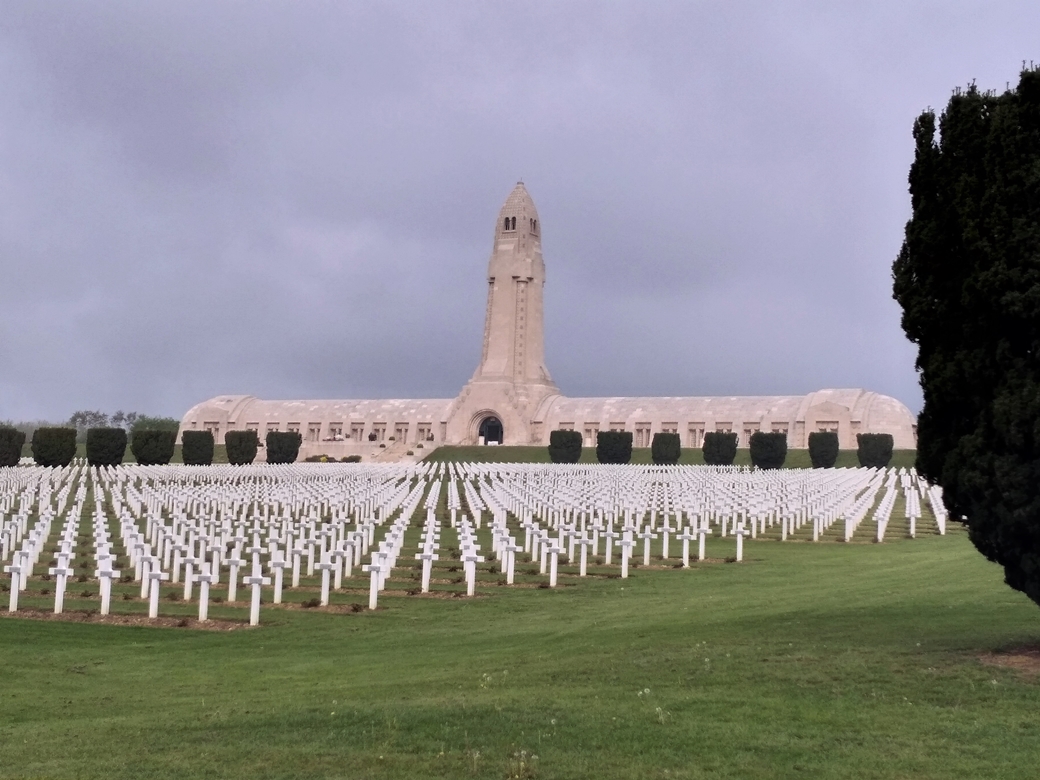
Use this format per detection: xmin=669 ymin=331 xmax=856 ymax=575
xmin=510 ymin=216 xmax=516 ymax=230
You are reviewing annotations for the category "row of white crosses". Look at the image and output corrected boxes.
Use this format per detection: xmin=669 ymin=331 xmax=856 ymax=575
xmin=488 ymin=509 xmax=522 ymax=583
xmin=926 ymin=484 xmax=948 ymax=534
xmin=872 ymin=470 xmax=901 ymax=542
xmin=2 ymin=464 xmax=85 ymax=613
xmin=484 ymin=474 xmax=718 ymax=575
xmin=104 ymin=462 xmax=439 ymax=618
xmin=359 ymin=475 xmax=435 ymax=608
xmin=46 ymin=504 xmax=81 ymax=615
xmin=457 ymin=463 xmax=946 ymax=550
xmin=3 ymin=461 xmax=954 ymax=622
xmin=454 ymin=516 xmax=485 ymax=594
xmin=472 ymin=469 xmax=727 ymax=572
xmin=415 ymin=509 xmax=441 ymax=592
xmin=6 ymin=505 xmax=64 ymax=611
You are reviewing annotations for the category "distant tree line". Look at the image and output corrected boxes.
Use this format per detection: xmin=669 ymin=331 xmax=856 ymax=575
xmin=1 ymin=411 xmax=180 ymax=443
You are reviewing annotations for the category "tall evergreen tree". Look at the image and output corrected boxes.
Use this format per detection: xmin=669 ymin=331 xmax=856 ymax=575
xmin=596 ymin=431 xmax=633 ymax=464
xmin=749 ymin=431 xmax=787 ymax=469
xmin=893 ymin=68 xmax=1040 ymax=606
xmin=702 ymin=432 xmax=737 ymax=466
xmin=181 ymin=430 xmax=214 ymax=466
xmin=86 ymin=427 xmax=127 ymax=467
xmin=0 ymin=427 xmax=26 ymax=467
xmin=548 ymin=430 xmax=582 ymax=463
xmin=266 ymin=431 xmax=303 ymax=464
xmin=650 ymin=432 xmax=681 ymax=465
xmin=807 ymin=431 xmax=839 ymax=468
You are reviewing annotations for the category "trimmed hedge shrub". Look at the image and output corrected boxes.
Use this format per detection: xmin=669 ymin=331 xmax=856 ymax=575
xmin=86 ymin=427 xmax=127 ymax=467
xmin=857 ymin=433 xmax=893 ymax=469
xmin=181 ymin=430 xmax=214 ymax=466
xmin=225 ymin=430 xmax=258 ymax=465
xmin=131 ymin=429 xmax=176 ymax=465
xmin=342 ymin=455 xmax=362 ymax=463
xmin=808 ymin=431 xmax=839 ymax=468
xmin=548 ymin=430 xmax=582 ymax=464
xmin=749 ymin=431 xmax=787 ymax=469
xmin=0 ymin=427 xmax=26 ymax=467
xmin=702 ymin=431 xmax=737 ymax=466
xmin=651 ymin=432 xmax=681 ymax=465
xmin=596 ymin=431 xmax=633 ymax=464
xmin=32 ymin=427 xmax=77 ymax=467
xmin=266 ymin=431 xmax=302 ymax=464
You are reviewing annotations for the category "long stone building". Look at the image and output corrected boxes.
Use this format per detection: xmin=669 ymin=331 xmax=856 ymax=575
xmin=179 ymin=183 xmax=917 ymax=461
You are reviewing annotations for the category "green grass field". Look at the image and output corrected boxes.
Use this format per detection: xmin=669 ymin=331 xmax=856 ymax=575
xmin=424 ymin=446 xmax=918 ymax=469
xmin=2 ymin=521 xmax=1038 ymax=778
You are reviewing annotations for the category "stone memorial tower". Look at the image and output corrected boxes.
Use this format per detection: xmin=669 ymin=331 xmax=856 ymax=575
xmin=444 ymin=182 xmax=561 ymax=444
xmin=180 ymin=181 xmax=919 ymax=459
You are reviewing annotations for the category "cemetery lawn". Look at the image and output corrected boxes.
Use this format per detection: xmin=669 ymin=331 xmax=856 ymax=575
xmin=2 ymin=532 xmax=1038 ymax=779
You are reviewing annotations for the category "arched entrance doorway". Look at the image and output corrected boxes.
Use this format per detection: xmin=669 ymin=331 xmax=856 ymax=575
xmin=479 ymin=416 xmax=503 ymax=445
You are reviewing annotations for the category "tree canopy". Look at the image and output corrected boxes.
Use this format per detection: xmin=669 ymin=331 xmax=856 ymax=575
xmin=892 ymin=68 xmax=1040 ymax=606
xmin=749 ymin=431 xmax=787 ymax=469
xmin=702 ymin=432 xmax=737 ymax=466
xmin=650 ymin=432 xmax=681 ymax=465
xmin=548 ymin=430 xmax=582 ymax=464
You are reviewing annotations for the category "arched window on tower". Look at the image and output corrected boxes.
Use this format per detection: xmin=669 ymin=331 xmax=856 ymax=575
xmin=504 ymin=217 xmax=510 ymax=230
xmin=510 ymin=216 xmax=516 ymax=230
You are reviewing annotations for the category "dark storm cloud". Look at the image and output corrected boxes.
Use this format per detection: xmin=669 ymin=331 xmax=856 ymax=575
xmin=1 ymin=1 xmax=1037 ymax=420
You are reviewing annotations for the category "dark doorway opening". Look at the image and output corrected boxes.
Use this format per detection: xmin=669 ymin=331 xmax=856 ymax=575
xmin=479 ymin=416 xmax=503 ymax=445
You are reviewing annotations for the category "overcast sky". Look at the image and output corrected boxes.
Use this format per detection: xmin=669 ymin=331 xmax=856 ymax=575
xmin=1 ymin=2 xmax=1036 ymax=422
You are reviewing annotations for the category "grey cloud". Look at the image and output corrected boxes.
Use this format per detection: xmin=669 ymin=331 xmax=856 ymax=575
xmin=2 ymin=1 xmax=1038 ymax=421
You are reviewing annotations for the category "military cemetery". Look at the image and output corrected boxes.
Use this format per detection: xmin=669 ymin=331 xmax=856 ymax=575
xmin=1 ymin=460 xmax=950 ymax=623
xmin=5 ymin=444 xmax=1038 ymax=778
xmin=4 ymin=174 xmax=1039 ymax=778
xmin=4 ymin=170 xmax=1039 ymax=777
xmin=4 ymin=6 xmax=1040 ymax=778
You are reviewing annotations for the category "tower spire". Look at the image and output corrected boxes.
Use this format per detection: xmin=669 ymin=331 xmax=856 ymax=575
xmin=445 ymin=183 xmax=559 ymax=445
xmin=474 ymin=182 xmax=553 ymax=384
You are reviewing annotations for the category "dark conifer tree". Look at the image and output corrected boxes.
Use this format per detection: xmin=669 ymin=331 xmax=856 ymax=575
xmin=225 ymin=430 xmax=259 ymax=465
xmin=548 ymin=430 xmax=582 ymax=463
xmin=130 ymin=430 xmax=176 ymax=465
xmin=807 ymin=432 xmax=839 ymax=468
xmin=266 ymin=431 xmax=303 ymax=464
xmin=893 ymin=68 xmax=1040 ymax=606
xmin=749 ymin=431 xmax=787 ymax=469
xmin=702 ymin=432 xmax=737 ymax=466
xmin=86 ymin=427 xmax=127 ymax=467
xmin=650 ymin=432 xmax=681 ymax=465
xmin=181 ymin=431 xmax=215 ymax=466
xmin=32 ymin=427 xmax=77 ymax=467
xmin=596 ymin=431 xmax=633 ymax=464
xmin=856 ymin=433 xmax=893 ymax=469
xmin=0 ymin=427 xmax=26 ymax=467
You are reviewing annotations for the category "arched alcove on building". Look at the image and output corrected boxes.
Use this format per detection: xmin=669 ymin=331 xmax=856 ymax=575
xmin=479 ymin=416 xmax=503 ymax=445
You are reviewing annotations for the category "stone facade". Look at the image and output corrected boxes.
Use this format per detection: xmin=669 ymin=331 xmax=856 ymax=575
xmin=180 ymin=183 xmax=917 ymax=460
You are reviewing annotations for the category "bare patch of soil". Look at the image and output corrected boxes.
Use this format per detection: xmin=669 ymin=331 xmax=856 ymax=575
xmin=279 ymin=601 xmax=371 ymax=613
xmin=0 ymin=608 xmax=250 ymax=631
xmin=399 ymin=590 xmax=478 ymax=600
xmin=979 ymin=644 xmax=1040 ymax=676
